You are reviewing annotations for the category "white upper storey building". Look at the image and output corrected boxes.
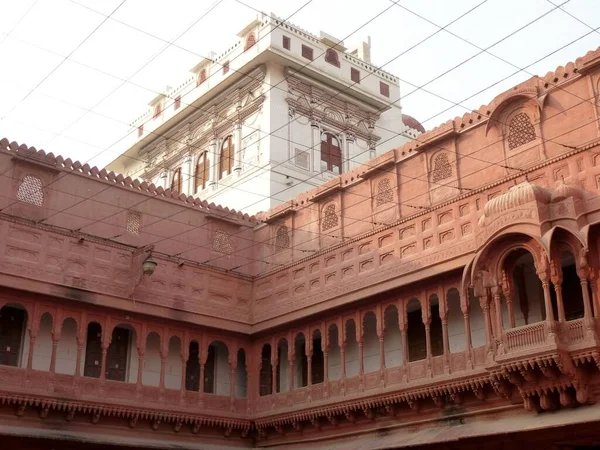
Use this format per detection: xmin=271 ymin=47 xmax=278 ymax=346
xmin=107 ymin=13 xmax=421 ymax=215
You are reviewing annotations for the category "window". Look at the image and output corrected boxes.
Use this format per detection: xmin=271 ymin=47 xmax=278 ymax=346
xmin=351 ymin=68 xmax=360 ymax=84
xmin=375 ymin=178 xmax=393 ymax=207
xmin=219 ymin=135 xmax=234 ymax=179
xmin=16 ymin=175 xmax=43 ymax=206
xmin=325 ymin=48 xmax=340 ymax=67
xmin=212 ymin=229 xmax=233 ymax=254
xmin=126 ymin=211 xmax=141 ymax=234
xmin=197 ymin=68 xmax=207 ymax=86
xmin=320 ymin=133 xmax=342 ymax=174
xmin=223 ymin=61 xmax=230 ymax=75
xmin=282 ymin=35 xmax=290 ymax=50
xmin=301 ymin=44 xmax=313 ymax=61
xmin=245 ymin=33 xmax=256 ymax=51
xmin=170 ymin=167 xmax=182 ymax=193
xmin=508 ymin=112 xmax=536 ymax=150
xmin=380 ymin=81 xmax=390 ymax=98
xmin=432 ymin=152 xmax=452 ymax=183
xmin=275 ymin=225 xmax=290 ymax=252
xmin=195 ymin=152 xmax=210 ymax=192
xmin=322 ymin=204 xmax=339 ymax=231
xmin=174 ymin=95 xmax=181 ymax=110
xmin=137 ymin=125 xmax=144 ymax=137
xmin=153 ymin=103 xmax=162 ymax=120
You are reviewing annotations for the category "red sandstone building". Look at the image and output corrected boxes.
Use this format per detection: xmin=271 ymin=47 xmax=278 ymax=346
xmin=3 ymin=46 xmax=600 ymax=450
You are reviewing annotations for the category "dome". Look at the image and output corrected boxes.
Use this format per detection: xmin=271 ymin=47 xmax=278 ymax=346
xmin=551 ymin=180 xmax=585 ymax=203
xmin=402 ymin=114 xmax=426 ymax=133
xmin=483 ymin=181 xmax=551 ymax=219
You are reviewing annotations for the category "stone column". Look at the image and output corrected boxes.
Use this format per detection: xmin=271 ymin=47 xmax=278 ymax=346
xmin=538 ymin=270 xmax=557 ymax=342
xmin=271 ymin=357 xmax=278 ymax=395
xmin=441 ymin=316 xmax=450 ymax=373
xmin=288 ymin=347 xmax=295 ymax=391
xmin=552 ymin=275 xmax=566 ymax=323
xmin=208 ymin=137 xmax=217 ymax=188
xmin=306 ymin=346 xmax=313 ymax=388
xmin=74 ymin=335 xmax=84 ymax=379
xmin=311 ymin=121 xmax=321 ymax=173
xmin=399 ymin=307 xmax=408 ymax=382
xmin=159 ymin=347 xmax=167 ymax=393
xmin=184 ymin=154 xmax=193 ymax=195
xmin=505 ymin=290 xmax=517 ymax=328
xmin=340 ymin=341 xmax=346 ymax=394
xmin=358 ymin=338 xmax=364 ymax=378
xmin=180 ymin=354 xmax=187 ymax=402
xmin=461 ymin=301 xmax=473 ymax=369
xmin=99 ymin=343 xmax=109 ymax=381
xmin=344 ymin=133 xmax=354 ymax=173
xmin=589 ymin=269 xmax=600 ymax=318
xmin=136 ymin=347 xmax=145 ymax=398
xmin=577 ymin=267 xmax=596 ymax=338
xmin=491 ymin=286 xmax=503 ymax=336
xmin=323 ymin=348 xmax=329 ymax=386
xmin=26 ymin=327 xmax=39 ymax=371
xmin=424 ymin=314 xmax=432 ymax=377
xmin=49 ymin=332 xmax=60 ymax=375
xmin=478 ymin=292 xmax=493 ymax=354
xmin=229 ymin=357 xmax=237 ymax=409
xmin=233 ymin=122 xmax=242 ymax=175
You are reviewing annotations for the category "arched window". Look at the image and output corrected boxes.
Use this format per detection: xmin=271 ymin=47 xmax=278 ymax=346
xmin=195 ymin=152 xmax=210 ymax=192
xmin=274 ymin=225 xmax=290 ymax=252
xmin=325 ymin=48 xmax=340 ymax=67
xmin=170 ymin=167 xmax=182 ymax=193
xmin=322 ymin=204 xmax=339 ymax=231
xmin=197 ymin=69 xmax=207 ymax=87
xmin=508 ymin=112 xmax=536 ymax=150
xmin=16 ymin=174 xmax=43 ymax=206
xmin=244 ymin=33 xmax=256 ymax=51
xmin=320 ymin=132 xmax=341 ymax=174
xmin=432 ymin=152 xmax=452 ymax=183
xmin=375 ymin=178 xmax=393 ymax=207
xmin=219 ymin=135 xmax=234 ymax=179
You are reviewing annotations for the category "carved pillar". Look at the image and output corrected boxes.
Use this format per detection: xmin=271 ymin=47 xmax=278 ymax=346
xmin=505 ymin=290 xmax=517 ymax=328
xmin=340 ymin=341 xmax=346 ymax=382
xmin=99 ymin=343 xmax=109 ymax=381
xmin=551 ymin=260 xmax=566 ymax=322
xmin=478 ymin=292 xmax=493 ymax=354
xmin=461 ymin=300 xmax=473 ymax=369
xmin=423 ymin=304 xmax=432 ymax=377
xmin=288 ymin=346 xmax=295 ymax=391
xmin=311 ymin=121 xmax=321 ymax=172
xmin=589 ymin=269 xmax=600 ymax=318
xmin=74 ymin=335 xmax=84 ymax=379
xmin=49 ymin=331 xmax=60 ymax=376
xmin=441 ymin=316 xmax=450 ymax=373
xmin=358 ymin=338 xmax=364 ymax=377
xmin=271 ymin=357 xmax=277 ymax=395
xmin=208 ymin=137 xmax=217 ymax=188
xmin=233 ymin=122 xmax=242 ymax=175
xmin=323 ymin=349 xmax=329 ymax=384
xmin=577 ymin=267 xmax=596 ymax=337
xmin=180 ymin=354 xmax=187 ymax=401
xmin=136 ymin=346 xmax=145 ymax=397
xmin=491 ymin=285 xmax=504 ymax=342
xmin=159 ymin=349 xmax=167 ymax=393
xmin=306 ymin=342 xmax=313 ymax=388
xmin=538 ymin=269 xmax=557 ymax=342
xmin=26 ymin=326 xmax=39 ymax=371
xmin=399 ymin=305 xmax=408 ymax=382
xmin=344 ymin=133 xmax=354 ymax=173
xmin=229 ymin=356 xmax=237 ymax=408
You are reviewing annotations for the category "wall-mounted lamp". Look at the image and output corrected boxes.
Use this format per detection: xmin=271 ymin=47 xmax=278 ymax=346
xmin=142 ymin=256 xmax=158 ymax=276
xmin=130 ymin=246 xmax=157 ymax=300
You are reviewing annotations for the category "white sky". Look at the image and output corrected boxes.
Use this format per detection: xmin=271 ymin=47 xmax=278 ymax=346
xmin=0 ymin=0 xmax=599 ymax=170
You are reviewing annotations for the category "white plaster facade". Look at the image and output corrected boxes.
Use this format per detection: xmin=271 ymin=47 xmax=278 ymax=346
xmin=107 ymin=13 xmax=419 ymax=215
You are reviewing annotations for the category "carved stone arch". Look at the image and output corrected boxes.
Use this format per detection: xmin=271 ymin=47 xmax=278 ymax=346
xmin=543 ymin=225 xmax=586 ymax=259
xmin=471 ymin=232 xmax=549 ymax=289
xmin=485 ymin=84 xmax=542 ymax=136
